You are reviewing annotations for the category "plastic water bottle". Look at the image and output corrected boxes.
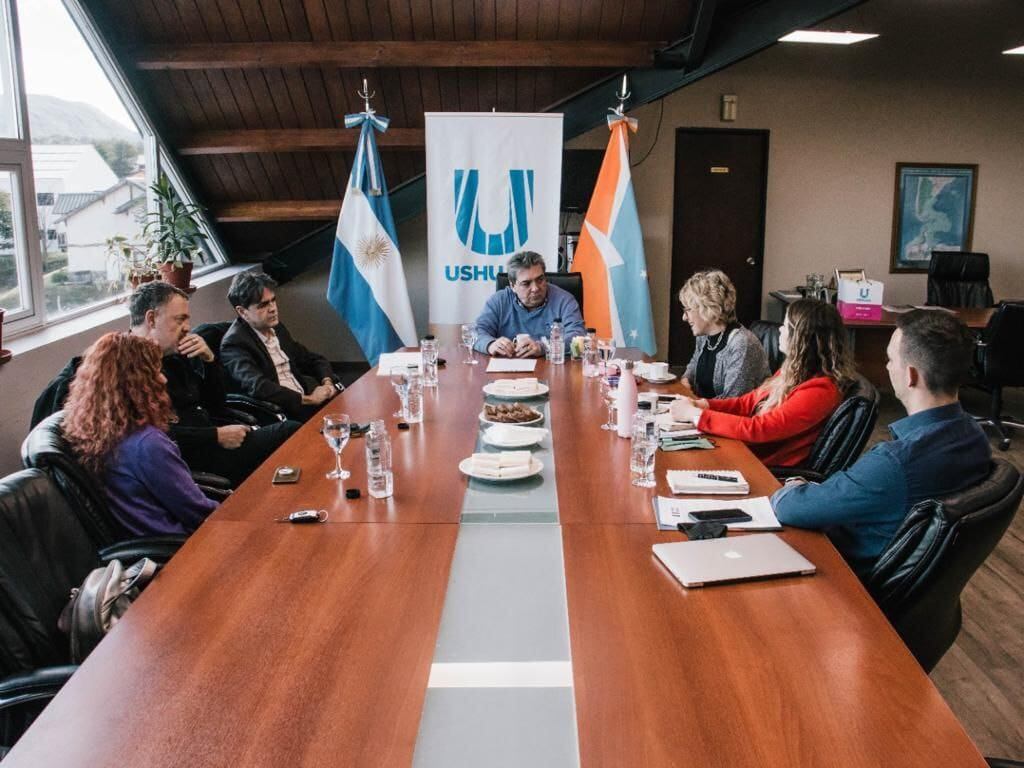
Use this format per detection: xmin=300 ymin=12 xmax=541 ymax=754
xmin=630 ymin=401 xmax=657 ymax=488
xmin=421 ymin=335 xmax=438 ymax=388
xmin=405 ymin=366 xmax=423 ymax=424
xmin=582 ymin=329 xmax=599 ymax=378
xmin=365 ymin=420 xmax=393 ymax=498
xmin=616 ymin=360 xmax=638 ymax=437
xmin=549 ymin=317 xmax=565 ymax=365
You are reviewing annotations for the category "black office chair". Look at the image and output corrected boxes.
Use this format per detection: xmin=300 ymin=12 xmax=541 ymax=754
xmin=771 ymin=374 xmax=879 ymax=482
xmin=495 ymin=272 xmax=584 ymax=318
xmin=20 ymin=412 xmax=207 ymax=559
xmin=866 ymin=459 xmax=1023 ymax=673
xmin=970 ymin=301 xmax=1024 ymax=450
xmin=927 ymin=251 xmax=994 ymax=308
xmin=748 ymin=320 xmax=784 ymax=374
xmin=0 ymin=469 xmax=96 ymax=754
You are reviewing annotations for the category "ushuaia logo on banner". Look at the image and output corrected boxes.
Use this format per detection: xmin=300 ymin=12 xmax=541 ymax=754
xmin=453 ymin=168 xmax=534 ymax=258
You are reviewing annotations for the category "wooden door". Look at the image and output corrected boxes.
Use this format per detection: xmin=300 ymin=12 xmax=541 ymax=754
xmin=669 ymin=128 xmax=769 ymax=367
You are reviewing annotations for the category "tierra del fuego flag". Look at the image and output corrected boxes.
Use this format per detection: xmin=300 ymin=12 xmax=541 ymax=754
xmin=327 ymin=110 xmax=417 ymax=366
xmin=571 ymin=114 xmax=656 ymax=356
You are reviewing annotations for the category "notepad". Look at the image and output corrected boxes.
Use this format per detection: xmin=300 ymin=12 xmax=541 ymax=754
xmin=376 ymin=352 xmax=423 ymax=375
xmin=667 ymin=470 xmax=750 ymax=495
xmin=652 ymin=496 xmax=782 ymax=531
xmin=654 ymin=413 xmax=700 ymax=438
xmin=486 ymin=358 xmax=538 ymax=373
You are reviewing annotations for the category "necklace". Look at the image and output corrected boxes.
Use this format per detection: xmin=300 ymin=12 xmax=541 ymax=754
xmin=705 ymin=328 xmax=729 ymax=352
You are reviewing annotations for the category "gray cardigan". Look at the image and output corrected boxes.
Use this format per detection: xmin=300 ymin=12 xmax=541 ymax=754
xmin=683 ymin=326 xmax=771 ymax=399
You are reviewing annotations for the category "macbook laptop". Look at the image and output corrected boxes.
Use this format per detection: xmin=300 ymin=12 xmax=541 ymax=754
xmin=652 ymin=534 xmax=816 ymax=588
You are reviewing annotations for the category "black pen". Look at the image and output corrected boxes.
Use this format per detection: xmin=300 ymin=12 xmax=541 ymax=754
xmin=696 ymin=472 xmax=739 ymax=483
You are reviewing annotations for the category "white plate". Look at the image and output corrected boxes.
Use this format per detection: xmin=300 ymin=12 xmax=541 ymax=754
xmin=642 ymin=373 xmax=678 ymax=384
xmin=482 ymin=426 xmax=548 ymax=448
xmin=482 ymin=382 xmax=550 ymax=399
xmin=459 ymin=456 xmax=544 ymax=482
xmin=478 ymin=408 xmax=544 ymax=426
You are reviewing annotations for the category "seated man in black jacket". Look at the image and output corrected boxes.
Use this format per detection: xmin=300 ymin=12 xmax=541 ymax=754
xmin=221 ymin=272 xmax=342 ymax=422
xmin=130 ymin=282 xmax=300 ymax=486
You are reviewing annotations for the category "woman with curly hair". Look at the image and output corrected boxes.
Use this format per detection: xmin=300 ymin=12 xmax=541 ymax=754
xmin=671 ymin=299 xmax=855 ymax=467
xmin=678 ymin=270 xmax=770 ymax=398
xmin=63 ymin=332 xmax=217 ymax=536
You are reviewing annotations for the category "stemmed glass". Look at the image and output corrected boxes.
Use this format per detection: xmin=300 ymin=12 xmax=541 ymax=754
xmin=322 ymin=413 xmax=351 ymax=480
xmin=390 ymin=369 xmax=409 ymax=417
xmin=600 ymin=376 xmax=618 ymax=431
xmin=461 ymin=323 xmax=479 ymax=365
xmin=597 ymin=337 xmax=616 ymax=375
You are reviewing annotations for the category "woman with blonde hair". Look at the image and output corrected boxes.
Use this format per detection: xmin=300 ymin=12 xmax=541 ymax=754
xmin=679 ymin=270 xmax=770 ymax=398
xmin=63 ymin=332 xmax=217 ymax=536
xmin=671 ymin=298 xmax=855 ymax=467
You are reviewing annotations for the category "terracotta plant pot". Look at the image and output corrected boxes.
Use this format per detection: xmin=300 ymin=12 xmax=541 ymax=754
xmin=129 ymin=272 xmax=159 ymax=290
xmin=159 ymin=262 xmax=193 ymax=290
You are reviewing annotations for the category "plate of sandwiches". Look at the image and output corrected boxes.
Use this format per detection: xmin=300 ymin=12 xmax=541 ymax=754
xmin=479 ymin=402 xmax=544 ymax=425
xmin=482 ymin=424 xmax=549 ymax=449
xmin=459 ymin=451 xmax=544 ymax=482
xmin=482 ymin=377 xmax=549 ymax=399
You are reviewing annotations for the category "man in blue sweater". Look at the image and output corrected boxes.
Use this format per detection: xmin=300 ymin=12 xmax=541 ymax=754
xmin=473 ymin=251 xmax=585 ymax=357
xmin=772 ymin=310 xmax=991 ymax=576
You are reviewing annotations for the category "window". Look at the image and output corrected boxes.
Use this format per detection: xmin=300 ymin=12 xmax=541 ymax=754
xmin=0 ymin=0 xmax=226 ymax=335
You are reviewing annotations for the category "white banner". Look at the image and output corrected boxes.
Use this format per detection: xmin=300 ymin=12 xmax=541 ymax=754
xmin=425 ymin=112 xmax=563 ymax=324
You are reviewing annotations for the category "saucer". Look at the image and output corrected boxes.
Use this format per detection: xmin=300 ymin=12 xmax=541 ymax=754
xmin=643 ymin=373 xmax=677 ymax=384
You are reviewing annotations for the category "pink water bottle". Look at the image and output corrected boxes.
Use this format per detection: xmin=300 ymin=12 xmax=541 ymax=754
xmin=616 ymin=360 xmax=638 ymax=438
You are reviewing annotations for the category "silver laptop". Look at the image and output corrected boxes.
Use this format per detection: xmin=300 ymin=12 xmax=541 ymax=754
xmin=652 ymin=534 xmax=816 ymax=588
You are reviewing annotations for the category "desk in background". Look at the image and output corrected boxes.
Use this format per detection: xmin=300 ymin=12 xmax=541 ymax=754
xmin=3 ymin=336 xmax=988 ymax=767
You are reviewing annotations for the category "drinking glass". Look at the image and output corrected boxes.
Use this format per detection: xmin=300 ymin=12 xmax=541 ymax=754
xmin=461 ymin=323 xmax=479 ymax=364
xmin=630 ymin=438 xmax=657 ymax=488
xmin=600 ymin=377 xmax=618 ymax=431
xmin=597 ymin=337 xmax=616 ymax=374
xmin=322 ymin=413 xmax=351 ymax=480
xmin=390 ymin=369 xmax=409 ymax=417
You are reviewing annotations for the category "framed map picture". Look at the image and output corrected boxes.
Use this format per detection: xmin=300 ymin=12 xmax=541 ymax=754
xmin=890 ymin=163 xmax=977 ymax=273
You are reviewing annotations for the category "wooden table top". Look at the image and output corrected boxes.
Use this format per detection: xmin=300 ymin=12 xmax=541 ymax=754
xmin=843 ymin=306 xmax=993 ymax=329
xmin=4 ymin=335 xmax=986 ymax=767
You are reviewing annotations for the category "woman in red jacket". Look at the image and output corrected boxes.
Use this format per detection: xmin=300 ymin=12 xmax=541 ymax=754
xmin=671 ymin=298 xmax=856 ymax=467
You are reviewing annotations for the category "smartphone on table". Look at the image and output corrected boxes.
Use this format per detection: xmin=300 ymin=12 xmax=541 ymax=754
xmin=687 ymin=508 xmax=753 ymax=524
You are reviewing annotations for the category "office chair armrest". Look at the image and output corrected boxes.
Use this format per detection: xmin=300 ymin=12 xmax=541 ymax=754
xmin=214 ymin=409 xmax=259 ymax=427
xmin=770 ymin=467 xmax=826 ymax=484
xmin=191 ymin=471 xmax=232 ymax=490
xmin=0 ymin=666 xmax=77 ymax=711
xmin=225 ymin=394 xmax=287 ymax=424
xmin=99 ymin=535 xmax=186 ymax=564
xmin=986 ymin=760 xmax=1024 ymax=768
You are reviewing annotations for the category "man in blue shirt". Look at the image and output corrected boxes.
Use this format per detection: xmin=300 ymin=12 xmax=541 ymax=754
xmin=473 ymin=251 xmax=585 ymax=357
xmin=772 ymin=310 xmax=991 ymax=575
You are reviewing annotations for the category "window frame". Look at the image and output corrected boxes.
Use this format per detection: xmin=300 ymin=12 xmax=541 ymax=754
xmin=1 ymin=0 xmax=229 ymax=340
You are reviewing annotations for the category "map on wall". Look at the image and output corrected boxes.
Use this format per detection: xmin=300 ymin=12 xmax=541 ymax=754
xmin=890 ymin=163 xmax=977 ymax=273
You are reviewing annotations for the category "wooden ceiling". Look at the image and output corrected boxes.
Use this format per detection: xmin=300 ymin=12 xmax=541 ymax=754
xmin=84 ymin=0 xmax=698 ymax=259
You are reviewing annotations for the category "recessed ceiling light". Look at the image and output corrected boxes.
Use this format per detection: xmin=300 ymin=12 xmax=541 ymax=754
xmin=1004 ymin=45 xmax=1024 ymax=55
xmin=779 ymin=30 xmax=879 ymax=45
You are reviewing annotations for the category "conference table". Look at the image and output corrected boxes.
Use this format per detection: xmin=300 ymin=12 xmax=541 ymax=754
xmin=4 ymin=332 xmax=987 ymax=767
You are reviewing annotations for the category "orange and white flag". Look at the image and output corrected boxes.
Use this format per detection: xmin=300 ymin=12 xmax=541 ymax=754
xmin=571 ymin=115 xmax=656 ymax=354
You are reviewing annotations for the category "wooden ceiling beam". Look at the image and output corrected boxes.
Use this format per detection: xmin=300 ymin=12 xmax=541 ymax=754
xmin=134 ymin=41 xmax=663 ymax=70
xmin=178 ymin=128 xmax=425 ymax=155
xmin=214 ymin=201 xmax=341 ymax=223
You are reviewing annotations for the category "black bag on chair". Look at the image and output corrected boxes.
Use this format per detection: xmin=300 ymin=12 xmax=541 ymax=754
xmin=58 ymin=558 xmax=159 ymax=664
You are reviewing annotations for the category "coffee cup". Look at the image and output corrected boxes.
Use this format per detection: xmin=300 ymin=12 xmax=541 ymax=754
xmin=649 ymin=362 xmax=670 ymax=379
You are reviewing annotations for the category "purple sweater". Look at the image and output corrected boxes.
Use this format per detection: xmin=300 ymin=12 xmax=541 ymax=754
xmin=103 ymin=426 xmax=218 ymax=536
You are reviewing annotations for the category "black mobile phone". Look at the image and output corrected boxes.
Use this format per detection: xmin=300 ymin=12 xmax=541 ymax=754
xmin=687 ymin=508 xmax=753 ymax=524
xmin=272 ymin=466 xmax=301 ymax=484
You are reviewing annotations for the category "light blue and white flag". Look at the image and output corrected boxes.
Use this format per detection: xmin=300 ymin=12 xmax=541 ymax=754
xmin=327 ymin=111 xmax=417 ymax=366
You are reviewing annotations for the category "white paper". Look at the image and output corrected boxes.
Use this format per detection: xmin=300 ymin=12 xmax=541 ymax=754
xmin=653 ymin=496 xmax=782 ymax=531
xmin=376 ymin=352 xmax=423 ymax=376
xmin=486 ymin=358 xmax=538 ymax=373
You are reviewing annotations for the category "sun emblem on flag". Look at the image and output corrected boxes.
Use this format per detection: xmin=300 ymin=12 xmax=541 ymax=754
xmin=357 ymin=234 xmax=391 ymax=270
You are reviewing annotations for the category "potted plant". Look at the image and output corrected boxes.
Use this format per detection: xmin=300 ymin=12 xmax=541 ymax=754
xmin=106 ymin=235 xmax=159 ymax=288
xmin=142 ymin=174 xmax=208 ymax=291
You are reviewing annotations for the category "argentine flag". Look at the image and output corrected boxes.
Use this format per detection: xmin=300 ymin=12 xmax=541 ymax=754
xmin=327 ymin=111 xmax=417 ymax=366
